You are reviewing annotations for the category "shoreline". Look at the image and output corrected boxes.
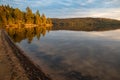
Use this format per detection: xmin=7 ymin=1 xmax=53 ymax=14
xmin=5 ymin=24 xmax=53 ymax=29
xmin=0 ymin=29 xmax=51 ymax=80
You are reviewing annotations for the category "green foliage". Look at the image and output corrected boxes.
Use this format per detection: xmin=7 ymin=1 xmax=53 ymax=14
xmin=52 ymin=18 xmax=120 ymax=31
xmin=0 ymin=5 xmax=52 ymax=28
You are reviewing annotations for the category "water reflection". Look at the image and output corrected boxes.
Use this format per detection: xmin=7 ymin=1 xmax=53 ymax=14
xmin=7 ymin=28 xmax=120 ymax=80
xmin=6 ymin=26 xmax=52 ymax=43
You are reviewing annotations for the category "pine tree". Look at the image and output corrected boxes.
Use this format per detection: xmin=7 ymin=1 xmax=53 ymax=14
xmin=41 ymin=14 xmax=46 ymax=25
xmin=25 ymin=7 xmax=34 ymax=24
xmin=35 ymin=10 xmax=41 ymax=24
xmin=0 ymin=5 xmax=52 ymax=28
xmin=13 ymin=8 xmax=23 ymax=23
xmin=47 ymin=18 xmax=52 ymax=24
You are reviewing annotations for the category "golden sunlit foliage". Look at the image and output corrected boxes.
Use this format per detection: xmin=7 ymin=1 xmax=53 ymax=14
xmin=6 ymin=26 xmax=52 ymax=43
xmin=0 ymin=5 xmax=52 ymax=28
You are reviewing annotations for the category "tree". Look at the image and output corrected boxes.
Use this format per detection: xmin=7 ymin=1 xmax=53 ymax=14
xmin=13 ymin=8 xmax=23 ymax=23
xmin=35 ymin=10 xmax=41 ymax=24
xmin=41 ymin=14 xmax=46 ymax=25
xmin=25 ymin=7 xmax=34 ymax=24
xmin=0 ymin=5 xmax=52 ymax=28
xmin=47 ymin=18 xmax=52 ymax=24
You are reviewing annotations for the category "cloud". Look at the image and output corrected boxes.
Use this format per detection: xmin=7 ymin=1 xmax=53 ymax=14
xmin=89 ymin=29 xmax=120 ymax=41
xmin=87 ymin=0 xmax=95 ymax=3
xmin=44 ymin=8 xmax=120 ymax=20
xmin=104 ymin=0 xmax=118 ymax=4
xmin=0 ymin=0 xmax=120 ymax=20
xmin=79 ymin=0 xmax=95 ymax=5
xmin=84 ymin=8 xmax=120 ymax=20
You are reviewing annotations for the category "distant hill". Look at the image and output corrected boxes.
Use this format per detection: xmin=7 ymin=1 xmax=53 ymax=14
xmin=52 ymin=18 xmax=120 ymax=31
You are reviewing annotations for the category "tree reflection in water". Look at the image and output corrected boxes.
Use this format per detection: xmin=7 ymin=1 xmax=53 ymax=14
xmin=6 ymin=26 xmax=52 ymax=43
xmin=6 ymin=27 xmax=120 ymax=80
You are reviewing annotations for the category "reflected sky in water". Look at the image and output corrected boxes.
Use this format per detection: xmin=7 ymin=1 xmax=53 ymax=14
xmin=15 ymin=30 xmax=120 ymax=80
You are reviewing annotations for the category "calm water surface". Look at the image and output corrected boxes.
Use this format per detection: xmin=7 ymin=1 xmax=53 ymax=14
xmin=8 ymin=28 xmax=120 ymax=80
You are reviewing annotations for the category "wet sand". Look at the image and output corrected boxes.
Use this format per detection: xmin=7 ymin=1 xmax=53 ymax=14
xmin=0 ymin=29 xmax=51 ymax=80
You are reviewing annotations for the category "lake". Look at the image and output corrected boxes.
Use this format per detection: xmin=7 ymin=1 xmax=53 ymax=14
xmin=7 ymin=28 xmax=120 ymax=80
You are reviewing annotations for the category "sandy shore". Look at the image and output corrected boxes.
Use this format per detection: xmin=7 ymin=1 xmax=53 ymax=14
xmin=0 ymin=29 xmax=51 ymax=80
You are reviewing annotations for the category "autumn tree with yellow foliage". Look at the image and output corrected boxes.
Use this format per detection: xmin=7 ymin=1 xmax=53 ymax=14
xmin=0 ymin=5 xmax=52 ymax=28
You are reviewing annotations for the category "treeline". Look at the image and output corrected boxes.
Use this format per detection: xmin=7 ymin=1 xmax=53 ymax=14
xmin=52 ymin=18 xmax=120 ymax=31
xmin=0 ymin=5 xmax=52 ymax=28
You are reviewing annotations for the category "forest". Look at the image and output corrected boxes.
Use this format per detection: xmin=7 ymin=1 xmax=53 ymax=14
xmin=0 ymin=5 xmax=52 ymax=28
xmin=52 ymin=18 xmax=120 ymax=31
xmin=1 ymin=5 xmax=120 ymax=31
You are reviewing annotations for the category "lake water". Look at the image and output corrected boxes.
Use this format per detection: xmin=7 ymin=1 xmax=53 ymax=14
xmin=7 ymin=28 xmax=120 ymax=80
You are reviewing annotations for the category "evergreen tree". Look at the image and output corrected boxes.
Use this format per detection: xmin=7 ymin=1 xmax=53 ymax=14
xmin=35 ymin=10 xmax=41 ymax=24
xmin=25 ymin=7 xmax=34 ymax=24
xmin=47 ymin=18 xmax=52 ymax=24
xmin=0 ymin=5 xmax=52 ymax=28
xmin=41 ymin=14 xmax=46 ymax=25
xmin=13 ymin=8 xmax=23 ymax=23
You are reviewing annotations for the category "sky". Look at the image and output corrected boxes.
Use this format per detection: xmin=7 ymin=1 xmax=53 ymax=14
xmin=0 ymin=0 xmax=120 ymax=20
